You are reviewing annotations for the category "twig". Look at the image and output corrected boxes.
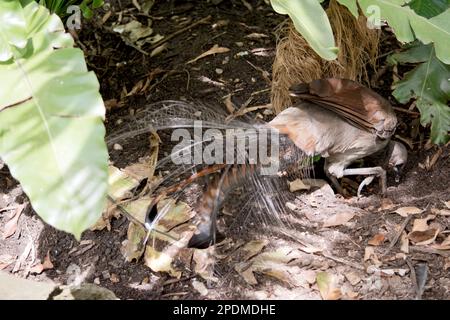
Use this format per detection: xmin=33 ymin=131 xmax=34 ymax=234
xmin=250 ymin=88 xmax=270 ymax=96
xmin=393 ymin=107 xmax=420 ymax=116
xmin=148 ymin=15 xmax=212 ymax=51
xmin=382 ymin=214 xmax=413 ymax=257
xmin=376 ymin=50 xmax=395 ymax=59
xmin=147 ymin=70 xmax=179 ymax=95
xmin=163 ymin=275 xmax=196 ymax=286
xmin=279 ymin=229 xmax=365 ymax=271
xmin=321 ymin=252 xmax=365 ymax=271
xmin=225 ymin=103 xmax=271 ymax=122
xmin=210 ymin=31 xmax=227 ymax=42
xmin=410 ymin=246 xmax=450 ymax=257
xmin=161 ymin=292 xmax=188 ymax=297
xmin=245 ymin=60 xmax=271 ymax=83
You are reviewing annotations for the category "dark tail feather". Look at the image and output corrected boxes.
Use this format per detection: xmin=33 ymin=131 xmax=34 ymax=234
xmin=188 ymin=164 xmax=256 ymax=249
xmin=187 ymin=221 xmax=225 ymax=249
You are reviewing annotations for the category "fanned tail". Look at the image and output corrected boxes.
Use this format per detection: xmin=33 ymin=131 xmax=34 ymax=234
xmin=106 ymin=100 xmax=314 ymax=249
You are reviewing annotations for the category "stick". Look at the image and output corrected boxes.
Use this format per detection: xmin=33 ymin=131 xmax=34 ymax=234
xmin=382 ymin=214 xmax=413 ymax=257
xmin=393 ymin=107 xmax=420 ymax=116
xmin=148 ymin=15 xmax=212 ymax=51
xmin=279 ymin=229 xmax=365 ymax=271
xmin=410 ymin=246 xmax=450 ymax=257
xmin=321 ymin=252 xmax=365 ymax=271
xmin=225 ymin=104 xmax=271 ymax=122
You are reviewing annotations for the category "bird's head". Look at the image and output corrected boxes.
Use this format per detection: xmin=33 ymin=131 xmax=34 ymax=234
xmin=387 ymin=141 xmax=408 ymax=183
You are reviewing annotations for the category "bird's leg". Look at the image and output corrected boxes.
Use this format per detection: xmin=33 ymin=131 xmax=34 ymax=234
xmin=325 ymin=169 xmax=345 ymax=195
xmin=342 ymin=166 xmax=387 ymax=195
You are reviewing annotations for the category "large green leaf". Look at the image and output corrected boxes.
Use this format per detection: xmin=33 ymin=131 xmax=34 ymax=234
xmin=270 ymin=0 xmax=338 ymax=61
xmin=0 ymin=2 xmax=108 ymax=238
xmin=358 ymin=1 xmax=450 ymax=64
xmin=408 ymin=0 xmax=449 ymax=18
xmin=0 ymin=0 xmax=28 ymax=61
xmin=390 ymin=44 xmax=450 ymax=144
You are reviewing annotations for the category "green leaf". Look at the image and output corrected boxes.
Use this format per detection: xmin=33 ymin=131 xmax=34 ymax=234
xmin=391 ymin=44 xmax=450 ymax=144
xmin=270 ymin=0 xmax=338 ymax=61
xmin=388 ymin=42 xmax=433 ymax=64
xmin=0 ymin=2 xmax=108 ymax=238
xmin=92 ymin=0 xmax=104 ymax=9
xmin=79 ymin=1 xmax=93 ymax=19
xmin=408 ymin=0 xmax=449 ymax=18
xmin=337 ymin=0 xmax=359 ymax=17
xmin=0 ymin=0 xmax=28 ymax=61
xmin=358 ymin=1 xmax=450 ymax=64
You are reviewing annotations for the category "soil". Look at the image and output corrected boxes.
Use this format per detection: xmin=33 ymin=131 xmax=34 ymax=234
xmin=1 ymin=0 xmax=449 ymax=300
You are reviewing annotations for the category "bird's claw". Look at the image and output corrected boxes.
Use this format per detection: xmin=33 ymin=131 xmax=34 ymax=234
xmin=357 ymin=175 xmax=375 ymax=197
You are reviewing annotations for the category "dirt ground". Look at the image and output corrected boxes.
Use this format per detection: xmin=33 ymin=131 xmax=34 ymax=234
xmin=1 ymin=0 xmax=449 ymax=300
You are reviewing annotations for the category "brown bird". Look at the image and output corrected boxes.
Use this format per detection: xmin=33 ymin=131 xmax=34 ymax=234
xmin=268 ymin=78 xmax=407 ymax=195
xmin=187 ymin=78 xmax=408 ymax=248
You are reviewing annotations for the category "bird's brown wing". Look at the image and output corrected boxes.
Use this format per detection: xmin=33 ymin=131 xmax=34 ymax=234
xmin=289 ymin=78 xmax=397 ymax=137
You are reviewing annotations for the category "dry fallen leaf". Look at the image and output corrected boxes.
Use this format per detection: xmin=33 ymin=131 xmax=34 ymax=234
xmin=0 ymin=254 xmax=16 ymax=270
xmin=187 ymin=44 xmax=230 ymax=64
xmin=431 ymin=208 xmax=450 ymax=216
xmin=235 ymin=247 xmax=303 ymax=286
xmin=223 ymin=94 xmax=235 ymax=114
xmin=346 ymin=291 xmax=359 ymax=299
xmin=110 ymin=273 xmax=120 ymax=283
xmin=426 ymin=148 xmax=442 ymax=170
xmin=302 ymin=270 xmax=317 ymax=285
xmin=431 ymin=236 xmax=450 ymax=250
xmin=126 ymin=79 xmax=144 ymax=97
xmin=101 ymin=10 xmax=112 ymax=24
xmin=131 ymin=0 xmax=141 ymax=11
xmin=13 ymin=240 xmax=32 ymax=273
xmin=193 ymin=247 xmax=218 ymax=282
xmin=394 ymin=207 xmax=423 ymax=217
xmin=245 ymin=32 xmax=269 ymax=39
xmin=122 ymin=150 xmax=159 ymax=182
xmin=107 ymin=165 xmax=142 ymax=200
xmin=241 ymin=240 xmax=269 ymax=261
xmin=316 ymin=272 xmax=342 ymax=300
xmin=145 ymin=247 xmax=182 ymax=278
xmin=411 ymin=215 xmax=436 ymax=232
xmin=379 ymin=198 xmax=395 ymax=211
xmin=408 ymin=228 xmax=440 ymax=245
xmin=444 ymin=201 xmax=450 ymax=209
xmin=285 ymin=202 xmax=297 ymax=211
xmin=288 ymin=179 xmax=310 ymax=192
xmin=364 ymin=246 xmax=381 ymax=265
xmin=113 ymin=20 xmax=162 ymax=47
xmin=380 ymin=268 xmax=409 ymax=277
xmin=29 ymin=251 xmax=54 ymax=274
xmin=444 ymin=258 xmax=450 ymax=270
xmin=368 ymin=234 xmax=385 ymax=246
xmin=323 ymin=212 xmax=355 ymax=228
xmin=121 ymin=221 xmax=147 ymax=263
xmin=150 ymin=43 xmax=168 ymax=57
xmin=104 ymin=98 xmax=124 ymax=110
xmin=400 ymin=231 xmax=409 ymax=253
xmin=192 ymin=280 xmax=208 ymax=296
xmin=2 ymin=203 xmax=25 ymax=239
xmin=344 ymin=271 xmax=362 ymax=286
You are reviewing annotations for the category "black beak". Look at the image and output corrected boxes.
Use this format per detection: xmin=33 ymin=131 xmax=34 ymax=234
xmin=393 ymin=165 xmax=404 ymax=183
